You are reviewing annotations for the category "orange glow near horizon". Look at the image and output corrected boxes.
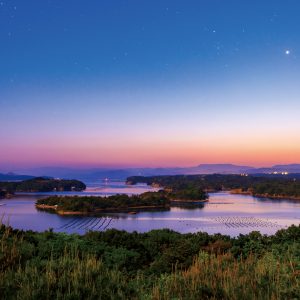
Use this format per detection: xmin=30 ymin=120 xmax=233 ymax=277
xmin=2 ymin=1 xmax=300 ymax=172
xmin=1 ymin=136 xmax=300 ymax=169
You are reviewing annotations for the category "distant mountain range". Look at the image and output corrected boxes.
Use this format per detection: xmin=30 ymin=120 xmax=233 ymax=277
xmin=1 ymin=164 xmax=300 ymax=182
xmin=253 ymin=164 xmax=300 ymax=174
xmin=0 ymin=172 xmax=35 ymax=181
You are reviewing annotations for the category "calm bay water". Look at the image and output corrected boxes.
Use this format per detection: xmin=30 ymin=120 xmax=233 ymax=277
xmin=1 ymin=180 xmax=300 ymax=236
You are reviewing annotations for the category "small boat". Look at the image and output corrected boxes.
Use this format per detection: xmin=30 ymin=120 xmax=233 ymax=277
xmin=128 ymin=211 xmax=137 ymax=215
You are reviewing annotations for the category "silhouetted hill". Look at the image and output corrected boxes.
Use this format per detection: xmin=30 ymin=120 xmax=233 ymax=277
xmin=5 ymin=163 xmax=300 ymax=181
xmin=251 ymin=164 xmax=300 ymax=174
xmin=190 ymin=164 xmax=254 ymax=174
xmin=0 ymin=173 xmax=34 ymax=181
xmin=1 ymin=164 xmax=255 ymax=181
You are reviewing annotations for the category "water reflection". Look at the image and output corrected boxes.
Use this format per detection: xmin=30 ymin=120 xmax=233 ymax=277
xmin=1 ymin=182 xmax=300 ymax=236
xmin=170 ymin=203 xmax=205 ymax=210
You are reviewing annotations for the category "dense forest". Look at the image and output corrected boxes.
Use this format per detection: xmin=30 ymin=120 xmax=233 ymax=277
xmin=36 ymin=191 xmax=170 ymax=213
xmin=0 ymin=224 xmax=299 ymax=299
xmin=169 ymin=187 xmax=208 ymax=201
xmin=0 ymin=177 xmax=86 ymax=193
xmin=127 ymin=174 xmax=300 ymax=199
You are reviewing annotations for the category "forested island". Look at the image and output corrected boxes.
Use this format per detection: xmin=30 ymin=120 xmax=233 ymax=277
xmin=0 ymin=177 xmax=86 ymax=194
xmin=127 ymin=174 xmax=300 ymax=200
xmin=36 ymin=191 xmax=170 ymax=214
xmin=1 ymin=224 xmax=299 ymax=299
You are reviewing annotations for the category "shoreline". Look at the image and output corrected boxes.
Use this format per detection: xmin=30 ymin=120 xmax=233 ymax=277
xmin=170 ymin=199 xmax=209 ymax=203
xmin=36 ymin=204 xmax=170 ymax=215
xmin=253 ymin=194 xmax=300 ymax=201
xmin=229 ymin=190 xmax=300 ymax=201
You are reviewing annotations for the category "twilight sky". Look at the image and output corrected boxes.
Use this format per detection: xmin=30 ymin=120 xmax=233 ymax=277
xmin=1 ymin=0 xmax=300 ymax=170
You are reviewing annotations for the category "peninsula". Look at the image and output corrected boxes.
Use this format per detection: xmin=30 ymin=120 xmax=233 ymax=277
xmin=0 ymin=177 xmax=86 ymax=194
xmin=126 ymin=174 xmax=300 ymax=200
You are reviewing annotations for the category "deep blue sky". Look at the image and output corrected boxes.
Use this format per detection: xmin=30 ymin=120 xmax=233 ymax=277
xmin=1 ymin=1 xmax=300 ymax=170
xmin=1 ymin=1 xmax=299 ymax=85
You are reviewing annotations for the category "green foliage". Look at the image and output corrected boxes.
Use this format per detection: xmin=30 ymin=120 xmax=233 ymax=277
xmin=0 ymin=224 xmax=300 ymax=299
xmin=0 ymin=177 xmax=86 ymax=193
xmin=127 ymin=174 xmax=255 ymax=190
xmin=36 ymin=191 xmax=170 ymax=213
xmin=127 ymin=174 xmax=300 ymax=199
xmin=253 ymin=179 xmax=300 ymax=198
xmin=170 ymin=187 xmax=208 ymax=200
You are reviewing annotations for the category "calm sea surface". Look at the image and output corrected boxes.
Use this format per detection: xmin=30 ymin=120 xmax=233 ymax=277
xmin=1 ymin=180 xmax=300 ymax=236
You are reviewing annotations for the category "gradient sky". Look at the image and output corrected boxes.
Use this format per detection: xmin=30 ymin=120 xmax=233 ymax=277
xmin=1 ymin=0 xmax=300 ymax=170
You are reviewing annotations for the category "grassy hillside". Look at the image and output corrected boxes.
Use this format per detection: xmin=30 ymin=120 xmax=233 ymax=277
xmin=0 ymin=224 xmax=299 ymax=299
